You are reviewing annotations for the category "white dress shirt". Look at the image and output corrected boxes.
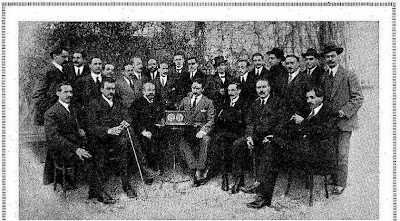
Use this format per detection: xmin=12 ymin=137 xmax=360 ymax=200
xmin=58 ymin=100 xmax=70 ymax=112
xmin=102 ymin=94 xmax=113 ymax=107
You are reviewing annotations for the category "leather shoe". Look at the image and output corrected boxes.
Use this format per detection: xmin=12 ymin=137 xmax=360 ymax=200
xmin=89 ymin=191 xmax=116 ymax=204
xmin=240 ymin=181 xmax=260 ymax=194
xmin=125 ymin=189 xmax=137 ymax=198
xmin=191 ymin=170 xmax=201 ymax=187
xmin=246 ymin=196 xmax=270 ymax=209
xmin=231 ymin=176 xmax=244 ymax=194
xmin=221 ymin=175 xmax=229 ymax=191
xmin=332 ymin=186 xmax=345 ymax=195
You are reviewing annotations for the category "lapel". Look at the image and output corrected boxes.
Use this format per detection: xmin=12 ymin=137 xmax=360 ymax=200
xmin=192 ymin=95 xmax=205 ymax=117
xmin=330 ymin=65 xmax=345 ymax=99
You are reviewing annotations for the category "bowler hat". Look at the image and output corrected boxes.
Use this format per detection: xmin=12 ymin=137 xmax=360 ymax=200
xmin=213 ymin=56 xmax=228 ymax=67
xmin=301 ymin=48 xmax=320 ymax=58
xmin=266 ymin=48 xmax=285 ymax=60
xmin=322 ymin=42 xmax=343 ymax=55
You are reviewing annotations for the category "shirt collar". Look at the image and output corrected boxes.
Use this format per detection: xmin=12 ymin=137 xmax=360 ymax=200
xmin=259 ymin=94 xmax=270 ymax=103
xmin=328 ymin=65 xmax=339 ymax=76
xmin=143 ymin=95 xmax=154 ymax=103
xmin=289 ymin=69 xmax=300 ymax=78
xmin=58 ymin=100 xmax=70 ymax=112
xmin=308 ymin=66 xmax=317 ymax=74
xmin=312 ymin=103 xmax=323 ymax=116
xmin=230 ymin=96 xmax=240 ymax=104
xmin=91 ymin=72 xmax=102 ymax=82
xmin=123 ymin=76 xmax=130 ymax=84
xmin=191 ymin=94 xmax=202 ymax=102
xmin=52 ymin=61 xmax=63 ymax=72
xmin=102 ymin=94 xmax=113 ymax=107
xmin=74 ymin=65 xmax=83 ymax=71
xmin=240 ymin=72 xmax=248 ymax=81
xmin=134 ymin=71 xmax=142 ymax=78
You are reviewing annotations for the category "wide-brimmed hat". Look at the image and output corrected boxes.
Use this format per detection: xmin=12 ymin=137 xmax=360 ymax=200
xmin=321 ymin=42 xmax=344 ymax=55
xmin=301 ymin=48 xmax=320 ymax=58
xmin=213 ymin=56 xmax=228 ymax=67
xmin=266 ymin=47 xmax=285 ymax=60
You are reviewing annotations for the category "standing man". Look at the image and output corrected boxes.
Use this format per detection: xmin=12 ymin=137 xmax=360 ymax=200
xmin=154 ymin=62 xmax=178 ymax=110
xmin=86 ymin=77 xmax=158 ymax=200
xmin=321 ymin=43 xmax=364 ymax=195
xmin=178 ymin=78 xmax=215 ymax=187
xmin=236 ymin=59 xmax=257 ymax=102
xmin=213 ymin=81 xmax=248 ymax=191
xmin=63 ymin=49 xmax=90 ymax=85
xmin=231 ymin=78 xmax=285 ymax=195
xmin=145 ymin=59 xmax=159 ymax=82
xmin=205 ymin=56 xmax=233 ymax=110
xmin=249 ymin=52 xmax=270 ymax=80
xmin=75 ymin=57 xmax=103 ymax=109
xmin=283 ymin=55 xmax=310 ymax=117
xmin=130 ymin=82 xmax=166 ymax=173
xmin=266 ymin=47 xmax=287 ymax=98
xmin=32 ymin=46 xmax=70 ymax=125
xmin=132 ymin=57 xmax=149 ymax=85
xmin=43 ymin=82 xmax=91 ymax=189
xmin=179 ymin=56 xmax=206 ymax=98
xmin=115 ymin=64 xmax=142 ymax=109
xmin=172 ymin=52 xmax=190 ymax=101
xmin=301 ymin=48 xmax=324 ymax=87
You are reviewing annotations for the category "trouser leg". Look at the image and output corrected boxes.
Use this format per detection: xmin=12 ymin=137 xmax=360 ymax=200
xmin=335 ymin=131 xmax=352 ymax=188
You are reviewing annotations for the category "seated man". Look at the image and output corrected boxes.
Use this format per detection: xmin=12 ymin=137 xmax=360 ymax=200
xmin=213 ymin=81 xmax=248 ymax=191
xmin=246 ymin=86 xmax=339 ymax=209
xmin=178 ymin=78 xmax=215 ymax=187
xmin=86 ymin=77 xmax=158 ymax=202
xmin=43 ymin=82 xmax=92 ymax=189
xmin=231 ymin=78 xmax=285 ymax=195
xmin=129 ymin=82 xmax=166 ymax=172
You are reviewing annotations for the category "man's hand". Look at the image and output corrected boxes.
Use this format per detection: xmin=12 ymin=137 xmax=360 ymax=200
xmin=263 ymin=135 xmax=273 ymax=144
xmin=78 ymin=129 xmax=86 ymax=137
xmin=142 ymin=130 xmax=152 ymax=139
xmin=338 ymin=110 xmax=345 ymax=118
xmin=76 ymin=148 xmax=91 ymax=161
xmin=196 ymin=131 xmax=206 ymax=139
xmin=291 ymin=113 xmax=304 ymax=124
xmin=107 ymin=126 xmax=123 ymax=136
xmin=246 ymin=136 xmax=254 ymax=149
xmin=120 ymin=120 xmax=130 ymax=129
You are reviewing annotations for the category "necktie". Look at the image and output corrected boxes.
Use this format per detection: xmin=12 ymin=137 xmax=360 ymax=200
xmin=129 ymin=78 xmax=135 ymax=90
xmin=192 ymin=96 xmax=198 ymax=109
xmin=307 ymin=69 xmax=310 ymax=75
xmin=241 ymin=76 xmax=244 ymax=83
xmin=230 ymin=101 xmax=235 ymax=107
xmin=190 ymin=72 xmax=194 ymax=80
xmin=326 ymin=70 xmax=334 ymax=97
xmin=161 ymin=77 xmax=166 ymax=86
xmin=288 ymin=73 xmax=292 ymax=85
xmin=257 ymin=69 xmax=260 ymax=76
xmin=138 ymin=74 xmax=141 ymax=80
xmin=220 ymin=76 xmax=225 ymax=84
xmin=307 ymin=109 xmax=315 ymax=120
xmin=261 ymin=99 xmax=266 ymax=106
xmin=76 ymin=68 xmax=81 ymax=76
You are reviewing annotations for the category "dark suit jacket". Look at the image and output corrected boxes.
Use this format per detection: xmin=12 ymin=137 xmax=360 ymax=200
xmin=129 ymin=96 xmax=165 ymax=135
xmin=154 ymin=74 xmax=179 ymax=109
xmin=179 ymin=69 xmax=206 ymax=96
xmin=179 ymin=94 xmax=215 ymax=134
xmin=32 ymin=62 xmax=70 ymax=125
xmin=303 ymin=65 xmax=324 ymax=87
xmin=283 ymin=71 xmax=310 ymax=117
xmin=63 ymin=64 xmax=90 ymax=84
xmin=215 ymin=96 xmax=248 ymax=136
xmin=269 ymin=63 xmax=288 ymax=98
xmin=75 ymin=74 xmax=102 ymax=108
xmin=43 ymin=101 xmax=85 ymax=184
xmin=86 ymin=97 xmax=131 ymax=151
xmin=249 ymin=66 xmax=271 ymax=80
xmin=234 ymin=73 xmax=257 ymax=102
xmin=204 ymin=73 xmax=234 ymax=109
xmin=321 ymin=65 xmax=364 ymax=131
xmin=283 ymin=104 xmax=339 ymax=167
xmin=144 ymin=70 xmax=160 ymax=82
xmin=245 ymin=95 xmax=285 ymax=142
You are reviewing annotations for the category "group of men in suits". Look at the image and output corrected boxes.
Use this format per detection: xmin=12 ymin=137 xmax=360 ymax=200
xmin=35 ymin=41 xmax=363 ymax=208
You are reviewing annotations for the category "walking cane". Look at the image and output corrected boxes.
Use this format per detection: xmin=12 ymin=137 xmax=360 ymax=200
xmin=250 ymin=148 xmax=257 ymax=180
xmin=126 ymin=127 xmax=148 ymax=199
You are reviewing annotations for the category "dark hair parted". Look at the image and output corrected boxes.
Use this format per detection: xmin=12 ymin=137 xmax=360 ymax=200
xmin=50 ymin=46 xmax=68 ymax=59
xmin=237 ymin=59 xmax=250 ymax=66
xmin=229 ymin=81 xmax=242 ymax=90
xmin=72 ymin=49 xmax=87 ymax=58
xmin=101 ymin=77 xmax=116 ymax=88
xmin=285 ymin=54 xmax=300 ymax=62
xmin=192 ymin=77 xmax=205 ymax=87
xmin=306 ymin=85 xmax=324 ymax=98
xmin=56 ymin=82 xmax=72 ymax=92
xmin=252 ymin=52 xmax=264 ymax=60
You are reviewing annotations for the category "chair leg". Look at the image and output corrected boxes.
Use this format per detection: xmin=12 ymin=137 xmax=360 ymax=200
xmin=53 ymin=161 xmax=57 ymax=191
xmin=62 ymin=163 xmax=67 ymax=199
xmin=324 ymin=174 xmax=329 ymax=199
xmin=309 ymin=173 xmax=314 ymax=207
xmin=285 ymin=167 xmax=293 ymax=196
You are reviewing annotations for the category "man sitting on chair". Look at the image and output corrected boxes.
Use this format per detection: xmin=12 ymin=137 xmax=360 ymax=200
xmin=86 ymin=77 xmax=159 ymax=202
xmin=43 ymin=82 xmax=92 ymax=190
xmin=178 ymin=78 xmax=215 ymax=187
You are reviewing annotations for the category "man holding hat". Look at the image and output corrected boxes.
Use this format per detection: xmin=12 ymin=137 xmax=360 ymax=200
xmin=266 ymin=47 xmax=287 ymax=99
xmin=301 ymin=48 xmax=324 ymax=87
xmin=321 ymin=42 xmax=364 ymax=195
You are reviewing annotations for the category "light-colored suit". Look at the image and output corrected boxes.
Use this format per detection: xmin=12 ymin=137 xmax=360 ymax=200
xmin=115 ymin=75 xmax=142 ymax=109
xmin=321 ymin=64 xmax=364 ymax=188
xmin=178 ymin=94 xmax=215 ymax=170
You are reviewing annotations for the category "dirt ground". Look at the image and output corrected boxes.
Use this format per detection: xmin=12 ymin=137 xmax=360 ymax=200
xmin=18 ymin=88 xmax=378 ymax=220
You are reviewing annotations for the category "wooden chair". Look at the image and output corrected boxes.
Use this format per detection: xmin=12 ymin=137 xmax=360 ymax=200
xmin=53 ymin=159 xmax=76 ymax=199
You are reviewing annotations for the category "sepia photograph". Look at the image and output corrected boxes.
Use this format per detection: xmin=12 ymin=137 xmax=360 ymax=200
xmin=2 ymin=1 xmax=394 ymax=220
